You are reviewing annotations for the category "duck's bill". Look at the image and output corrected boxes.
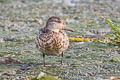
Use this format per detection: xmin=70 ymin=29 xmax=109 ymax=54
xmin=64 ymin=27 xmax=74 ymax=32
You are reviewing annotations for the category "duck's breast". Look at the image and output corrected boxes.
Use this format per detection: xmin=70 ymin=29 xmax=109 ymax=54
xmin=36 ymin=30 xmax=69 ymax=56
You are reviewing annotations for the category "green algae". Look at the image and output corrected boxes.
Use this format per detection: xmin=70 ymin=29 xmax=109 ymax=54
xmin=31 ymin=76 xmax=62 ymax=80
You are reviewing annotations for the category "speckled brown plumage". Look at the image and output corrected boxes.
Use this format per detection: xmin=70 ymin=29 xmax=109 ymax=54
xmin=35 ymin=16 xmax=73 ymax=66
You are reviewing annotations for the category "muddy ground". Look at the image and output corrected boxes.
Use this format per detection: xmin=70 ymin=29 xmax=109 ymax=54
xmin=0 ymin=0 xmax=120 ymax=80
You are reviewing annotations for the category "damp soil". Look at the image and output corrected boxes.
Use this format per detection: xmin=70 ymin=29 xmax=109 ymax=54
xmin=0 ymin=0 xmax=120 ymax=80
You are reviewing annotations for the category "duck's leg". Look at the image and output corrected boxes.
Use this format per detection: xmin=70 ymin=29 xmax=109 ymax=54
xmin=61 ymin=52 xmax=64 ymax=65
xmin=43 ymin=53 xmax=45 ymax=67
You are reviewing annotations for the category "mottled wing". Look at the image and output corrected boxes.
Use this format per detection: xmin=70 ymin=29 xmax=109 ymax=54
xmin=53 ymin=31 xmax=69 ymax=53
xmin=35 ymin=28 xmax=69 ymax=56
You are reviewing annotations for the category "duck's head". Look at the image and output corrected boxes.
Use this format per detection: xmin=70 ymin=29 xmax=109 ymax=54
xmin=45 ymin=16 xmax=73 ymax=32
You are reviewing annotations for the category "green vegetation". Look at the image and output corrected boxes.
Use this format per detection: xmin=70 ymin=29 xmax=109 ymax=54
xmin=31 ymin=76 xmax=62 ymax=80
xmin=104 ymin=17 xmax=120 ymax=44
xmin=104 ymin=17 xmax=120 ymax=35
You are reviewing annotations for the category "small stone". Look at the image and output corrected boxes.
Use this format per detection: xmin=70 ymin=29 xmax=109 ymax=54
xmin=37 ymin=72 xmax=46 ymax=79
xmin=0 ymin=38 xmax=4 ymax=42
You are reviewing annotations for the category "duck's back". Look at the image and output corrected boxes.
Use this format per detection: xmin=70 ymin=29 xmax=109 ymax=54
xmin=35 ymin=28 xmax=69 ymax=56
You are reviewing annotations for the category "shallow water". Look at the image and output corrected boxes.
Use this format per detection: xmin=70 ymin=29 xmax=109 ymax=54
xmin=0 ymin=0 xmax=120 ymax=80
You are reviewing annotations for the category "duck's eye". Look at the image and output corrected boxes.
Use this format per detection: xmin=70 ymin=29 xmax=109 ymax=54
xmin=54 ymin=19 xmax=61 ymax=23
xmin=58 ymin=20 xmax=61 ymax=23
